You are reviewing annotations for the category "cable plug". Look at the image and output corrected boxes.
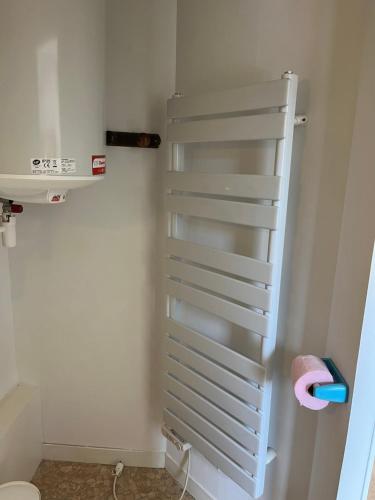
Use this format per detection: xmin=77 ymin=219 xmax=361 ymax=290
xmin=112 ymin=461 xmax=124 ymax=477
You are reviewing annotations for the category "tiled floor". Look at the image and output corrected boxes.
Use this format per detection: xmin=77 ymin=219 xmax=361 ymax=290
xmin=32 ymin=461 xmax=194 ymax=500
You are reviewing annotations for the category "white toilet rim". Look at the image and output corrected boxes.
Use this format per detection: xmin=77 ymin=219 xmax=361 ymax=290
xmin=0 ymin=481 xmax=40 ymax=498
xmin=0 ymin=482 xmax=39 ymax=491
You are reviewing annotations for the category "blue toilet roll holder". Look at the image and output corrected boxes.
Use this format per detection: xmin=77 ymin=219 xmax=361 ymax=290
xmin=312 ymin=358 xmax=349 ymax=404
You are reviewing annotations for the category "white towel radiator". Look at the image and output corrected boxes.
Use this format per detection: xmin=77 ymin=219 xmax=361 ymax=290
xmin=163 ymin=71 xmax=300 ymax=498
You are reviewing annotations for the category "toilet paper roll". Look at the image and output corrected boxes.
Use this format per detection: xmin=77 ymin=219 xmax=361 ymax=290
xmin=291 ymin=355 xmax=334 ymax=410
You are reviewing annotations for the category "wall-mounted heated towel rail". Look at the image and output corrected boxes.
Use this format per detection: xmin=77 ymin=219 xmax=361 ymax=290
xmin=163 ymin=72 xmax=300 ymax=498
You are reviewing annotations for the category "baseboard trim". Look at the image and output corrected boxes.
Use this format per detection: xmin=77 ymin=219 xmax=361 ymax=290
xmin=42 ymin=443 xmax=165 ymax=468
xmin=166 ymin=454 xmax=215 ymax=500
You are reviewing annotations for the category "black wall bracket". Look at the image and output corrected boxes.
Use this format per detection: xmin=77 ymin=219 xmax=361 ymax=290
xmin=106 ymin=131 xmax=161 ymax=149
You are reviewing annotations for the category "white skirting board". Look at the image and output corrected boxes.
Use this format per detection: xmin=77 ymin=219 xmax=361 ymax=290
xmin=166 ymin=454 xmax=215 ymax=500
xmin=42 ymin=444 xmax=165 ymax=468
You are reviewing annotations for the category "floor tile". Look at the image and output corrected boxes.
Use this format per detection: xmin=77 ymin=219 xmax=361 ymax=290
xmin=32 ymin=460 xmax=194 ymax=500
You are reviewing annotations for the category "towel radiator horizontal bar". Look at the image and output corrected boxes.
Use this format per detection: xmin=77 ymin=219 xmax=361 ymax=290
xmin=166 ymin=238 xmax=273 ymax=284
xmin=167 ymin=172 xmax=281 ymax=200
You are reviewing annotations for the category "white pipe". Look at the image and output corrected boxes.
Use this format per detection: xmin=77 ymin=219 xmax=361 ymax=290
xmin=294 ymin=115 xmax=308 ymax=126
xmin=0 ymin=221 xmax=5 ymax=249
xmin=1 ymin=217 xmax=16 ymax=247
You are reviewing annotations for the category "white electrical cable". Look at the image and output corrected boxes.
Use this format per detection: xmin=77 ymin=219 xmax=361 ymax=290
xmin=112 ymin=461 xmax=124 ymax=500
xmin=112 ymin=474 xmax=119 ymax=500
xmin=112 ymin=452 xmax=190 ymax=500
xmin=178 ymin=448 xmax=191 ymax=500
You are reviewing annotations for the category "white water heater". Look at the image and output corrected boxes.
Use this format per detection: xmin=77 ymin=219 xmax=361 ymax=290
xmin=0 ymin=0 xmax=106 ymax=204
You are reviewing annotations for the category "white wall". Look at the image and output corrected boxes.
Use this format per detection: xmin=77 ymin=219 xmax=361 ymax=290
xmin=0 ymin=249 xmax=17 ymax=400
xmin=168 ymin=1 xmax=367 ymax=499
xmin=9 ymin=0 xmax=176 ymax=461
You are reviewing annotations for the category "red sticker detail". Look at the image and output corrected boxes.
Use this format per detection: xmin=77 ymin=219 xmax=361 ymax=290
xmin=92 ymin=155 xmax=106 ymax=175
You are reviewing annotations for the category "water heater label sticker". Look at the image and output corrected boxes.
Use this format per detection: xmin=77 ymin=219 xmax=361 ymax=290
xmin=92 ymin=155 xmax=106 ymax=175
xmin=31 ymin=158 xmax=76 ymax=175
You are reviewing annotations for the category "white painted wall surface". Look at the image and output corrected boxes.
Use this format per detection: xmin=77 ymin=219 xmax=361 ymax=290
xmin=169 ymin=1 xmax=367 ymax=499
xmin=0 ymin=249 xmax=17 ymax=400
xmin=9 ymin=0 xmax=176 ymax=459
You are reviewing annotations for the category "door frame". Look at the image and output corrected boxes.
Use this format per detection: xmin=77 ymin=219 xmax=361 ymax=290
xmin=336 ymin=243 xmax=375 ymax=500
